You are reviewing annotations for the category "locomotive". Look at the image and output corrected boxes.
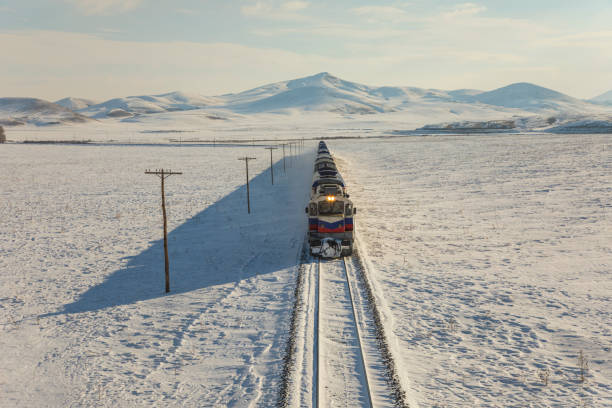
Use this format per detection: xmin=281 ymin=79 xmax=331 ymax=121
xmin=306 ymin=141 xmax=356 ymax=257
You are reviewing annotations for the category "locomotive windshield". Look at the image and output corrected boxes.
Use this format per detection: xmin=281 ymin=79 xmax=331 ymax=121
xmin=320 ymin=186 xmax=341 ymax=196
xmin=318 ymin=200 xmax=344 ymax=215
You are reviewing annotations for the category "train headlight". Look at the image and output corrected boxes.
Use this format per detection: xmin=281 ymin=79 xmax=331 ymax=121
xmin=326 ymin=195 xmax=335 ymax=201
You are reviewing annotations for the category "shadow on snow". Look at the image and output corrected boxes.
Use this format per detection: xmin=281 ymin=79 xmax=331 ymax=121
xmin=47 ymin=154 xmax=312 ymax=316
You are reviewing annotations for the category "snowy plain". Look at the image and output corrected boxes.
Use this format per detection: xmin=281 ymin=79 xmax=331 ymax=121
xmin=331 ymin=134 xmax=611 ymax=407
xmin=1 ymin=142 xmax=314 ymax=407
xmin=1 ymin=119 xmax=610 ymax=407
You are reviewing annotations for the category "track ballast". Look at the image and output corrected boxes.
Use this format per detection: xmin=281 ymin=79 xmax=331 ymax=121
xmin=280 ymin=249 xmax=404 ymax=407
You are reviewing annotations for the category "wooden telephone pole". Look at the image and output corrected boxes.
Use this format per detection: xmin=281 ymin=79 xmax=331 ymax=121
xmin=238 ymin=157 xmax=256 ymax=213
xmin=264 ymin=146 xmax=278 ymax=185
xmin=281 ymin=143 xmax=287 ymax=173
xmin=145 ymin=169 xmax=182 ymax=293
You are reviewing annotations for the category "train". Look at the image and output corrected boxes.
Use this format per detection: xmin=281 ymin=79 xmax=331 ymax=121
xmin=306 ymin=141 xmax=356 ymax=257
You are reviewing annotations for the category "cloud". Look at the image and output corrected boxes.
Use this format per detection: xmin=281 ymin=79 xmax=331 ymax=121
xmin=252 ymin=24 xmax=409 ymax=40
xmin=66 ymin=0 xmax=144 ymax=16
xmin=281 ymin=1 xmax=309 ymax=11
xmin=352 ymin=6 xmax=407 ymax=17
xmin=441 ymin=2 xmax=487 ymax=19
xmin=535 ymin=30 xmax=612 ymax=48
xmin=350 ymin=5 xmax=417 ymax=24
xmin=241 ymin=0 xmax=310 ymax=20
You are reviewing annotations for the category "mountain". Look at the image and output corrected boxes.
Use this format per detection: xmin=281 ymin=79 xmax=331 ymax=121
xmin=471 ymin=82 xmax=592 ymax=112
xmin=218 ymin=75 xmax=603 ymax=115
xmin=589 ymin=90 xmax=612 ymax=105
xmin=3 ymin=74 xmax=610 ymax=127
xmin=79 ymin=91 xmax=220 ymax=118
xmin=55 ymin=97 xmax=97 ymax=111
xmin=0 ymin=98 xmax=92 ymax=126
xmin=219 ymin=72 xmax=396 ymax=114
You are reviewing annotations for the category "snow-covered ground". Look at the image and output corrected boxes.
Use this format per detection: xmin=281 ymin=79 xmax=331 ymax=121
xmin=331 ymin=134 xmax=611 ymax=407
xmin=0 ymin=143 xmax=313 ymax=407
xmin=1 ymin=127 xmax=610 ymax=407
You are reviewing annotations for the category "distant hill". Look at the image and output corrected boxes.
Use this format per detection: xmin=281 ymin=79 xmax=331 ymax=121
xmin=548 ymin=119 xmax=612 ymax=133
xmin=219 ymin=72 xmax=394 ymax=114
xmin=589 ymin=90 xmax=612 ymax=105
xmin=218 ymin=75 xmax=605 ymax=115
xmin=55 ymin=97 xmax=98 ymax=111
xmin=79 ymin=91 xmax=220 ymax=118
xmin=2 ymin=74 xmax=610 ymax=127
xmin=219 ymin=73 xmax=488 ymax=114
xmin=471 ymin=82 xmax=593 ymax=112
xmin=0 ymin=98 xmax=92 ymax=126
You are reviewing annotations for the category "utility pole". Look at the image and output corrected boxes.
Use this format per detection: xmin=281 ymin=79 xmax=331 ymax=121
xmin=145 ymin=169 xmax=183 ymax=293
xmin=264 ymin=146 xmax=278 ymax=185
xmin=238 ymin=157 xmax=257 ymax=213
xmin=290 ymin=142 xmax=295 ymax=165
xmin=281 ymin=143 xmax=287 ymax=173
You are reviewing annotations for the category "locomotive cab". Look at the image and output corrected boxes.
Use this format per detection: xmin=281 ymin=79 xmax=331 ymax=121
xmin=307 ymin=193 xmax=355 ymax=257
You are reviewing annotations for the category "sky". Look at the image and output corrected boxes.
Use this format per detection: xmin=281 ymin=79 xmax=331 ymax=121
xmin=1 ymin=0 xmax=611 ymax=100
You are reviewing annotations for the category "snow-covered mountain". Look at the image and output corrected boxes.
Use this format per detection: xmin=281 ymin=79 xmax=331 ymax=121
xmin=2 ymin=73 xmax=610 ymax=127
xmin=589 ymin=90 xmax=612 ymax=105
xmin=219 ymin=72 xmax=395 ymax=114
xmin=217 ymin=73 xmax=490 ymax=114
xmin=79 ymin=91 xmax=221 ymax=118
xmin=0 ymin=97 xmax=92 ymax=126
xmin=55 ymin=97 xmax=97 ymax=111
xmin=471 ymin=82 xmax=594 ymax=112
xmin=219 ymin=74 xmax=604 ymax=115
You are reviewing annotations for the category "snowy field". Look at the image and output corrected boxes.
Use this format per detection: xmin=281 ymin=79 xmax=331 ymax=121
xmin=1 ymin=129 xmax=610 ymax=407
xmin=331 ymin=133 xmax=611 ymax=407
xmin=0 ymin=142 xmax=313 ymax=407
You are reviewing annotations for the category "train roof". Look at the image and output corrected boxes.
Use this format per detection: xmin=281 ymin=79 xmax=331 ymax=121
xmin=312 ymin=177 xmax=344 ymax=188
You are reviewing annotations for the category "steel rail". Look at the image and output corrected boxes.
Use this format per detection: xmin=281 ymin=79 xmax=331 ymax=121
xmin=342 ymin=256 xmax=375 ymax=408
xmin=316 ymin=256 xmax=375 ymax=408
xmin=315 ymin=257 xmax=320 ymax=408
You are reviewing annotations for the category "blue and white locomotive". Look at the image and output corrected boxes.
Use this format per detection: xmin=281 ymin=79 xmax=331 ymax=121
xmin=305 ymin=141 xmax=356 ymax=257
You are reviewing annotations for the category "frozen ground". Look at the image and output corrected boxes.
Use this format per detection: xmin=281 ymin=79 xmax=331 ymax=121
xmin=0 ymin=143 xmax=313 ymax=407
xmin=331 ymin=133 xmax=611 ymax=407
xmin=1 ymin=128 xmax=610 ymax=407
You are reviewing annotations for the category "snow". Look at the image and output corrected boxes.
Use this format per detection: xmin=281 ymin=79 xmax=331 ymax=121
xmin=4 ymin=73 xmax=612 ymax=132
xmin=548 ymin=119 xmax=612 ymax=134
xmin=0 ymin=143 xmax=314 ymax=406
xmin=317 ymin=258 xmax=370 ymax=407
xmin=472 ymin=82 xmax=591 ymax=112
xmin=589 ymin=90 xmax=612 ymax=105
xmin=79 ymin=92 xmax=221 ymax=118
xmin=1 ymin=112 xmax=610 ymax=406
xmin=55 ymin=97 xmax=98 ymax=111
xmin=0 ymin=97 xmax=92 ymax=126
xmin=330 ymin=134 xmax=611 ymax=407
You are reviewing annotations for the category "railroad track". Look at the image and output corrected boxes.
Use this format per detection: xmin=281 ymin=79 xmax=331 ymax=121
xmin=315 ymin=256 xmax=372 ymax=407
xmin=278 ymin=247 xmax=409 ymax=408
xmin=313 ymin=255 xmax=397 ymax=408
